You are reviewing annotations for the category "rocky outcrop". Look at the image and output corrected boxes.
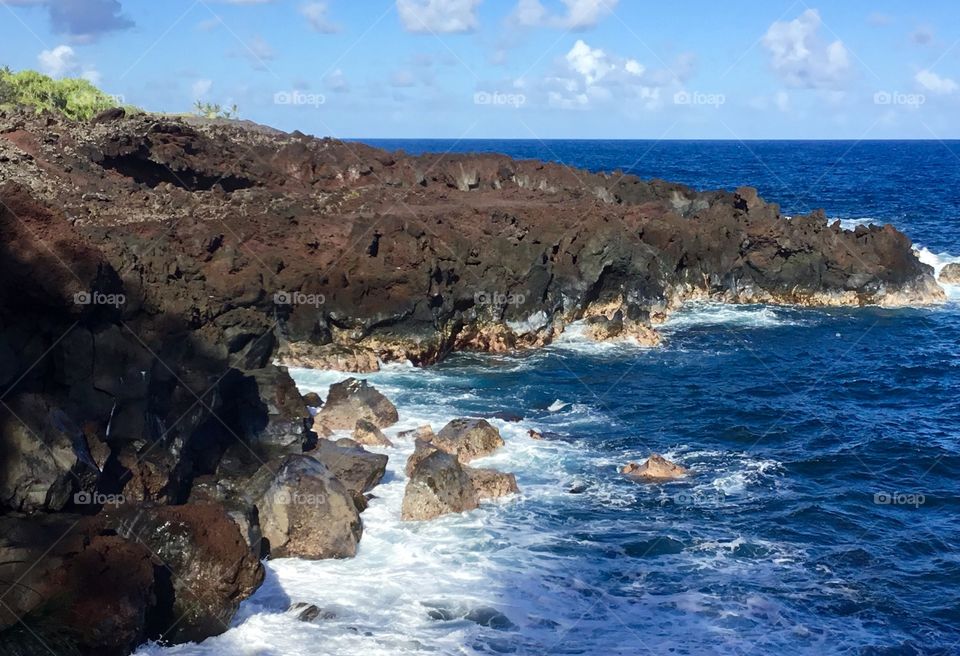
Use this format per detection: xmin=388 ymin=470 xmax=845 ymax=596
xmin=246 ymin=454 xmax=362 ymax=559
xmin=402 ymin=440 xmax=519 ymax=520
xmin=939 ymin=262 xmax=960 ymax=284
xmin=314 ymin=378 xmax=399 ymax=430
xmin=431 ymin=418 xmax=505 ymax=463
xmin=0 ymin=107 xmax=947 ymax=653
xmin=621 ymin=454 xmax=688 ymax=482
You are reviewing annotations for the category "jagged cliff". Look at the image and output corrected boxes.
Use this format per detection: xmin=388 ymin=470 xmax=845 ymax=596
xmin=0 ymin=108 xmax=943 ymax=654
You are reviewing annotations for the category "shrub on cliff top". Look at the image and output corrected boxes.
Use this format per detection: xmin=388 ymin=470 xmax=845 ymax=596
xmin=0 ymin=67 xmax=129 ymax=121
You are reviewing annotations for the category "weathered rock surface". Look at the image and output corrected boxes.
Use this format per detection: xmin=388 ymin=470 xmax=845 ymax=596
xmin=401 ymin=450 xmax=479 ymax=521
xmin=246 ymin=454 xmax=362 ymax=559
xmin=467 ymin=468 xmax=520 ymax=500
xmin=306 ymin=438 xmax=389 ymax=501
xmin=0 ymin=108 xmax=947 ymax=654
xmin=939 ymin=262 xmax=960 ymax=284
xmin=314 ymin=378 xmax=399 ymax=430
xmin=431 ymin=418 xmax=505 ymax=463
xmin=621 ymin=454 xmax=688 ymax=481
xmin=353 ymin=418 xmax=393 ymax=446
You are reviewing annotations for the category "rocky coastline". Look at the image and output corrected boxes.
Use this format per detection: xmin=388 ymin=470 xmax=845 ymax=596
xmin=0 ymin=108 xmax=946 ymax=654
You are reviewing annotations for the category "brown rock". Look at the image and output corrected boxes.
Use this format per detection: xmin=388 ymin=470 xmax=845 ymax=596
xmin=306 ymin=438 xmax=389 ymax=500
xmin=353 ymin=418 xmax=393 ymax=447
xmin=620 ymin=454 xmax=688 ymax=481
xmin=466 ymin=467 xmax=520 ymax=500
xmin=528 ymin=429 xmax=544 ymax=440
xmin=315 ymin=378 xmax=399 ymax=430
xmin=397 ymin=424 xmax=435 ymax=441
xmin=432 ymin=418 xmax=504 ymax=463
xmin=939 ymin=262 xmax=960 ymax=284
xmin=401 ymin=450 xmax=479 ymax=521
xmin=246 ymin=454 xmax=362 ymax=559
xmin=405 ymin=438 xmax=439 ymax=477
xmin=278 ymin=342 xmax=380 ymax=373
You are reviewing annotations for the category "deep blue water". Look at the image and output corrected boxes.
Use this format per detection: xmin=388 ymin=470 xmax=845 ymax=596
xmin=147 ymin=142 xmax=960 ymax=656
xmin=357 ymin=141 xmax=960 ymax=654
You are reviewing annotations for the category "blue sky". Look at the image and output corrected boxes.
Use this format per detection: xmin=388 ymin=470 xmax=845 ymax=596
xmin=2 ymin=0 xmax=960 ymax=139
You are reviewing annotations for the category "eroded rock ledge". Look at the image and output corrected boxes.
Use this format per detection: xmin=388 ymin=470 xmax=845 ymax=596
xmin=0 ymin=108 xmax=943 ymax=653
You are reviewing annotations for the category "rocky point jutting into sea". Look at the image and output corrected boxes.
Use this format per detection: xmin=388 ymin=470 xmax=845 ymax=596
xmin=0 ymin=109 xmax=946 ymax=655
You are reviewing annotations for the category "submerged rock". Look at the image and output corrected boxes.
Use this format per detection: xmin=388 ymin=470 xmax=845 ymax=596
xmin=621 ymin=454 xmax=688 ymax=482
xmin=314 ymin=378 xmax=399 ymax=430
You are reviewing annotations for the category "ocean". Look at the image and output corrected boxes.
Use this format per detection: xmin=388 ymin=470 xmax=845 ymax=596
xmin=139 ymin=141 xmax=960 ymax=656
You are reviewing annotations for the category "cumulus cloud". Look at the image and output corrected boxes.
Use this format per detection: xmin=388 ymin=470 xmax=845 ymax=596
xmin=762 ymin=9 xmax=851 ymax=89
xmin=397 ymin=0 xmax=481 ymax=33
xmin=37 ymin=44 xmax=102 ymax=81
xmin=38 ymin=45 xmax=79 ymax=77
xmin=510 ymin=0 xmax=619 ymax=30
xmin=543 ymin=39 xmax=676 ymax=110
xmin=300 ymin=2 xmax=340 ymax=33
xmin=915 ymin=69 xmax=958 ymax=95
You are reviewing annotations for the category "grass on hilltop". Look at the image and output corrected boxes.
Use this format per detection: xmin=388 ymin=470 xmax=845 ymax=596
xmin=0 ymin=66 xmax=139 ymax=121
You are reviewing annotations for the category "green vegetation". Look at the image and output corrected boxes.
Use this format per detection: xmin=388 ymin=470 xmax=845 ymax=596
xmin=0 ymin=66 xmax=132 ymax=121
xmin=193 ymin=100 xmax=240 ymax=119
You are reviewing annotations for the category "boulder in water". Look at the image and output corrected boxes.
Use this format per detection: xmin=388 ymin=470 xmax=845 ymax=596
xmin=432 ymin=418 xmax=504 ymax=463
xmin=246 ymin=454 xmax=362 ymax=559
xmin=352 ymin=418 xmax=393 ymax=447
xmin=401 ymin=450 xmax=479 ymax=521
xmin=621 ymin=454 xmax=688 ymax=481
xmin=939 ymin=262 xmax=960 ymax=284
xmin=314 ymin=378 xmax=398 ymax=430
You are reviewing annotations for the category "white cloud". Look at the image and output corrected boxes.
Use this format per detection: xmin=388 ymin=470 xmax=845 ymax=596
xmin=397 ymin=0 xmax=481 ymax=33
xmin=762 ymin=9 xmax=851 ymax=89
xmin=192 ymin=79 xmax=213 ymax=98
xmin=300 ymin=2 xmax=340 ymax=33
xmin=915 ymin=69 xmax=958 ymax=95
xmin=81 ymin=69 xmax=102 ymax=85
xmin=565 ymin=40 xmax=614 ymax=85
xmin=38 ymin=44 xmax=78 ymax=77
xmin=510 ymin=0 xmax=619 ymax=30
xmin=544 ymin=39 xmax=674 ymax=110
